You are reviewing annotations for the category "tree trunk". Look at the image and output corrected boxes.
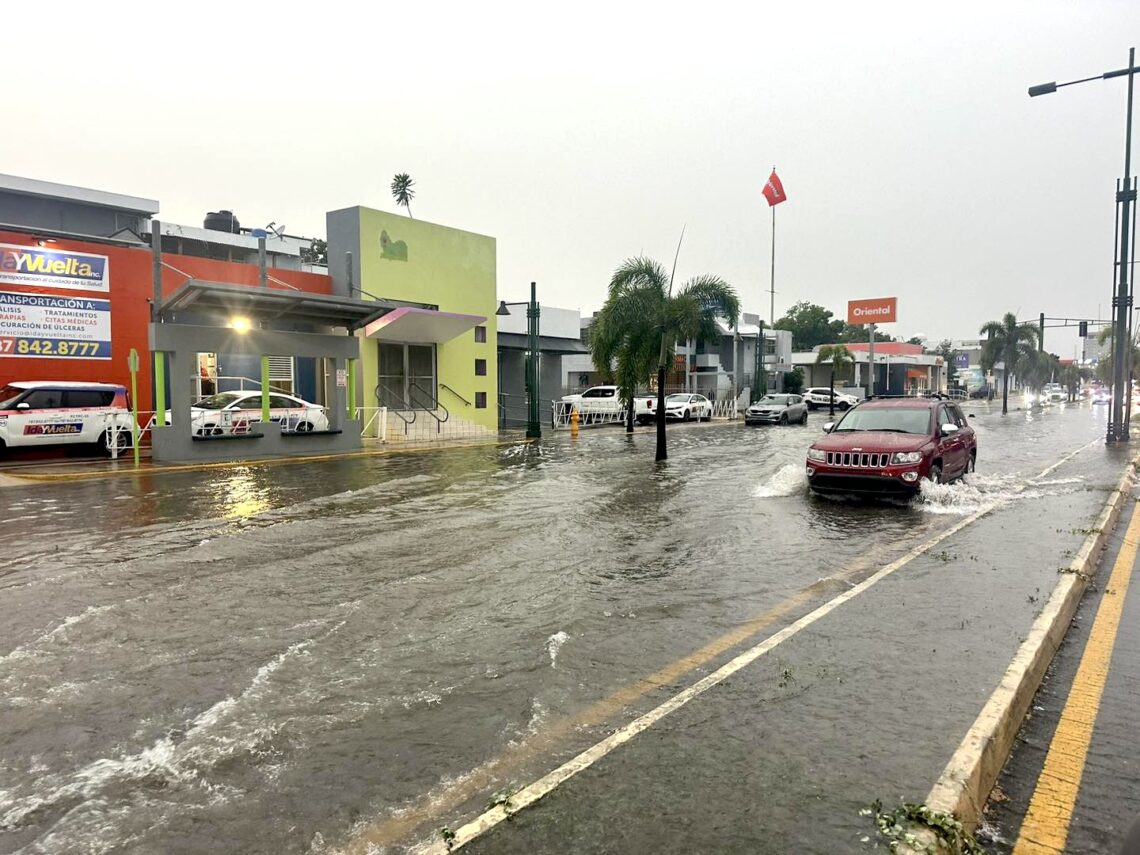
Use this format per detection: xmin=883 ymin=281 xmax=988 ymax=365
xmin=625 ymin=383 xmax=634 ymax=433
xmin=655 ymin=367 xmax=667 ymax=462
xmin=829 ymin=368 xmax=835 ymax=417
xmin=1002 ymin=369 xmax=1009 ymax=415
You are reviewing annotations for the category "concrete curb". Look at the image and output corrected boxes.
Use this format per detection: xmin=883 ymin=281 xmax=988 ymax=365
xmin=911 ymin=455 xmax=1138 ymax=848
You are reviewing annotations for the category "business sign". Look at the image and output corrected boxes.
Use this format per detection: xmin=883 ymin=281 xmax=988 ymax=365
xmin=847 ymin=297 xmax=897 ymax=325
xmin=0 ymin=291 xmax=112 ymax=359
xmin=0 ymin=243 xmax=110 ymax=292
xmin=954 ymin=352 xmax=969 ymax=369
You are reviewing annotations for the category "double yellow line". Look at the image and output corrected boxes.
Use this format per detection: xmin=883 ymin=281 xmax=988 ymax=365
xmin=1012 ymin=502 xmax=1140 ymax=854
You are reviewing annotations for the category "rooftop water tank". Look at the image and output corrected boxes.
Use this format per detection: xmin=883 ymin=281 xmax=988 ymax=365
xmin=204 ymin=210 xmax=240 ymax=233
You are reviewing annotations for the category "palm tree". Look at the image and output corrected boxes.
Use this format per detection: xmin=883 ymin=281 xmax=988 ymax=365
xmin=589 ymin=296 xmax=660 ymax=434
xmin=979 ymin=313 xmax=1039 ymax=414
xmin=391 ymin=173 xmax=415 ymax=218
xmin=1094 ymin=325 xmax=1140 ymax=387
xmin=596 ymin=257 xmax=739 ymax=461
xmin=815 ymin=344 xmax=856 ymax=417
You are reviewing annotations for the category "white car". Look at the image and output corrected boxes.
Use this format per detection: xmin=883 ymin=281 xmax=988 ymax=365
xmin=803 ymin=387 xmax=859 ymax=411
xmin=664 ymin=393 xmax=712 ymax=421
xmin=170 ymin=391 xmax=329 ymax=436
xmin=0 ymin=381 xmax=136 ymax=455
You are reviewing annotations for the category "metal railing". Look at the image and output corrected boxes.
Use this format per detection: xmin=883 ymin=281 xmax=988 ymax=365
xmin=440 ymin=383 xmax=472 ymax=407
xmin=377 ymin=384 xmax=416 ymax=435
xmin=409 ymin=381 xmax=449 ymax=434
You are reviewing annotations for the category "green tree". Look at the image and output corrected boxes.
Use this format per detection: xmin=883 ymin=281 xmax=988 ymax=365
xmin=979 ymin=312 xmax=1039 ymax=415
xmin=589 ymin=295 xmax=659 ymax=434
xmin=837 ymin=323 xmax=895 ymax=345
xmin=301 ymin=238 xmax=327 ymax=265
xmin=597 ymin=257 xmax=738 ymax=461
xmin=783 ymin=368 xmax=805 ymax=394
xmin=934 ymin=339 xmax=963 ymax=387
xmin=815 ymin=344 xmax=856 ymax=417
xmin=774 ymin=301 xmax=843 ymax=350
xmin=391 ymin=173 xmax=415 ymax=218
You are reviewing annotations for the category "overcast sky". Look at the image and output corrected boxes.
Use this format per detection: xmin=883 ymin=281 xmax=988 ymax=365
xmin=6 ymin=1 xmax=1140 ymax=355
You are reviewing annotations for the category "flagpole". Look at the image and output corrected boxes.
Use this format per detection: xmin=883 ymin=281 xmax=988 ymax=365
xmin=770 ymin=204 xmax=776 ymax=326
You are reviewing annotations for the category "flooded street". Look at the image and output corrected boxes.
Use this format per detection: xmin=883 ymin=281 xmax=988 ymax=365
xmin=0 ymin=403 xmax=1128 ymax=854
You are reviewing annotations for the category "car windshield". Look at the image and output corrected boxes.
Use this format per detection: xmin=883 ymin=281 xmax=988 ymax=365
xmin=758 ymin=395 xmax=791 ymax=405
xmin=0 ymin=386 xmax=24 ymax=409
xmin=666 ymin=395 xmax=691 ymax=403
xmin=192 ymin=392 xmax=245 ymax=410
xmin=832 ymin=406 xmax=931 ymax=434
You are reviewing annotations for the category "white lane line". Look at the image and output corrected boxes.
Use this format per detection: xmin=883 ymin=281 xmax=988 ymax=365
xmin=416 ymin=441 xmax=1103 ymax=854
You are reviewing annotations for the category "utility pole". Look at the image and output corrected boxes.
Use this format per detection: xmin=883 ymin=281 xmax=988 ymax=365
xmin=867 ymin=323 xmax=877 ymax=398
xmin=1038 ymin=312 xmax=1045 ymax=352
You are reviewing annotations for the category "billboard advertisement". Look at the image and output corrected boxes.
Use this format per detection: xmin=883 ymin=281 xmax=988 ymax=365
xmin=847 ymin=297 xmax=897 ymax=325
xmin=0 ymin=291 xmax=112 ymax=359
xmin=0 ymin=242 xmax=110 ymax=293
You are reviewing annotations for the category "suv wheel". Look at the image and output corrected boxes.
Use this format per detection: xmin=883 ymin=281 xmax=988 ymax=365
xmin=928 ymin=463 xmax=942 ymax=484
xmin=965 ymin=452 xmax=976 ymax=476
xmin=838 ymin=401 xmax=850 ymax=411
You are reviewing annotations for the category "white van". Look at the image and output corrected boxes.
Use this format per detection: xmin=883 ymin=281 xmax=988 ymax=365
xmin=0 ymin=381 xmax=136 ymax=454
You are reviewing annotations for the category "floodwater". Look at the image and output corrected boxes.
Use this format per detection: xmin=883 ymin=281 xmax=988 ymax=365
xmin=0 ymin=402 xmax=1124 ymax=853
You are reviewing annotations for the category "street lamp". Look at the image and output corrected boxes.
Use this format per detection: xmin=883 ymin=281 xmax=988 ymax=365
xmin=1029 ymin=49 xmax=1138 ymax=442
xmin=496 ymin=281 xmax=542 ymax=439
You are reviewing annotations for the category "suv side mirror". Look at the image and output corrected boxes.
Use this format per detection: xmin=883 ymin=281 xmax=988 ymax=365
xmin=15 ymin=402 xmax=30 ymax=411
xmin=940 ymin=423 xmax=959 ymax=436
xmin=822 ymin=422 xmax=835 ymax=433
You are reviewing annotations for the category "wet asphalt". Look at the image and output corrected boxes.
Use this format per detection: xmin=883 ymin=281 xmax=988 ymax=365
xmin=984 ymin=482 xmax=1140 ymax=855
xmin=0 ymin=402 xmax=1129 ymax=854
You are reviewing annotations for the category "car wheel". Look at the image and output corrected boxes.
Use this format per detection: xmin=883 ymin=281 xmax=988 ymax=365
xmin=839 ymin=401 xmax=850 ymax=411
xmin=99 ymin=429 xmax=132 ymax=457
xmin=965 ymin=452 xmax=976 ymax=476
xmin=928 ymin=463 xmax=942 ymax=484
xmin=800 ymin=411 xmax=809 ymax=425
xmin=682 ymin=409 xmax=691 ymax=422
xmin=296 ymin=421 xmax=314 ymax=432
xmin=779 ymin=413 xmax=788 ymax=425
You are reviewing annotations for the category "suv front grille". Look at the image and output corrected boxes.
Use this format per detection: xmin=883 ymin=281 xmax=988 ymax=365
xmin=825 ymin=451 xmax=889 ymax=468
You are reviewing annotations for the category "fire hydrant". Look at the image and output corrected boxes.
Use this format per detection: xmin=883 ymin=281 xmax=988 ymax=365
xmin=570 ymin=407 xmax=580 ymax=438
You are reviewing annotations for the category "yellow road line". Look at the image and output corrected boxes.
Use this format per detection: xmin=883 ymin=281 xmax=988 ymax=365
xmin=1012 ymin=502 xmax=1140 ymax=854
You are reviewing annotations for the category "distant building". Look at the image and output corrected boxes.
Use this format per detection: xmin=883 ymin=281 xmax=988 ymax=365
xmin=792 ymin=342 xmax=946 ymax=396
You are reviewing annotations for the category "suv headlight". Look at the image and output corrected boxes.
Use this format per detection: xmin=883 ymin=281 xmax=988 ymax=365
xmin=891 ymin=451 xmax=923 ymax=464
xmin=807 ymin=448 xmax=826 ymax=462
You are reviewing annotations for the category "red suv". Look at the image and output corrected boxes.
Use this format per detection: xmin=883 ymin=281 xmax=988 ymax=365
xmin=805 ymin=397 xmax=976 ymax=496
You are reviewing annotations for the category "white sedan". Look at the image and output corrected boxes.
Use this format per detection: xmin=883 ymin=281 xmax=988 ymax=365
xmin=169 ymin=391 xmax=329 ymax=436
xmin=664 ymin=393 xmax=712 ymax=422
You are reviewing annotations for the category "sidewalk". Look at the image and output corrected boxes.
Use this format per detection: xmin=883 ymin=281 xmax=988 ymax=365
xmin=985 ymin=489 xmax=1140 ymax=854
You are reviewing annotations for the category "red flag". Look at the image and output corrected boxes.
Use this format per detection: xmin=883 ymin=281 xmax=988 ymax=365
xmin=762 ymin=170 xmax=787 ymax=207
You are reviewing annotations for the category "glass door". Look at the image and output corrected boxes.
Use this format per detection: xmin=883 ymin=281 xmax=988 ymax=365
xmin=378 ymin=343 xmax=436 ymax=409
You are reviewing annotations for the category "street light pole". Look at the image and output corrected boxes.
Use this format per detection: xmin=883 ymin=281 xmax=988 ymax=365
xmin=1030 ymin=48 xmax=1138 ymax=442
xmin=526 ymin=281 xmax=542 ymax=439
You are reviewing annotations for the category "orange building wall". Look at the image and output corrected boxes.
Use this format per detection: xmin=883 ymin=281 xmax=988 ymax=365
xmin=0 ymin=229 xmax=332 ymax=414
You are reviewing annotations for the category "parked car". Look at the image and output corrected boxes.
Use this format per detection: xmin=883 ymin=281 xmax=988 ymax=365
xmin=560 ymin=385 xmax=625 ymax=422
xmin=805 ymin=397 xmax=976 ymax=497
xmin=745 ymin=394 xmax=808 ymax=425
xmin=169 ymin=391 xmax=329 ymax=437
xmin=1092 ymin=387 xmax=1111 ymax=405
xmin=664 ymin=393 xmax=712 ymax=421
xmin=803 ymin=387 xmax=859 ymax=411
xmin=0 ymin=381 xmax=136 ymax=455
xmin=632 ymin=394 xmax=658 ymax=425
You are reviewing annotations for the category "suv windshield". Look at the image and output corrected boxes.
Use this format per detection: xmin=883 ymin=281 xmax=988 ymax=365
xmin=759 ymin=395 xmax=791 ymax=405
xmin=833 ymin=406 xmax=932 ymax=434
xmin=193 ymin=392 xmax=245 ymax=409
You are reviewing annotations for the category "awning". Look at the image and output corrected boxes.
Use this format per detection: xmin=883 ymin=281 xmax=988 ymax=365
xmin=497 ymin=332 xmax=589 ymax=355
xmin=364 ymin=306 xmax=486 ymax=343
xmin=160 ymin=280 xmax=394 ymax=330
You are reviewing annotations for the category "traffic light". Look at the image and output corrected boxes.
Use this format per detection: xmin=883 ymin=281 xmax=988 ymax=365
xmin=1079 ymin=321 xmax=1088 ymax=337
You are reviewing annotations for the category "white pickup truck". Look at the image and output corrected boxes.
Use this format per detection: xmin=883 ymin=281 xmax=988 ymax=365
xmin=560 ymin=386 xmax=626 ymax=422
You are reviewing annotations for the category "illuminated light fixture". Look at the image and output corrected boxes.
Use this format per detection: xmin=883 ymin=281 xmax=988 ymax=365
xmin=230 ymin=316 xmax=252 ymax=334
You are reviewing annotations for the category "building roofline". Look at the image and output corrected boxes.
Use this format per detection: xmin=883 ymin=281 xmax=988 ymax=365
xmin=0 ymin=173 xmax=159 ymax=215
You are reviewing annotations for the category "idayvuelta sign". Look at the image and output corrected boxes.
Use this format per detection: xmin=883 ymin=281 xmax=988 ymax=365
xmin=0 ymin=291 xmax=112 ymax=359
xmin=0 ymin=243 xmax=110 ymax=293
